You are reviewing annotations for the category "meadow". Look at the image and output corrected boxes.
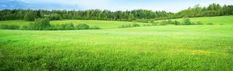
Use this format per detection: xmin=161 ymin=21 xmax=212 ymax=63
xmin=0 ymin=16 xmax=233 ymax=71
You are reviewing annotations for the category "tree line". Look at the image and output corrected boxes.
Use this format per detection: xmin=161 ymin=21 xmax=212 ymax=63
xmin=0 ymin=3 xmax=232 ymax=21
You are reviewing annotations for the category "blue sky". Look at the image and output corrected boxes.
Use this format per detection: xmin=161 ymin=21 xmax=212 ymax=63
xmin=1 ymin=0 xmax=233 ymax=12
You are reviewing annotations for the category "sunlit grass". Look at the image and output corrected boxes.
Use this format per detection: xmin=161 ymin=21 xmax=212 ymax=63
xmin=1 ymin=24 xmax=233 ymax=70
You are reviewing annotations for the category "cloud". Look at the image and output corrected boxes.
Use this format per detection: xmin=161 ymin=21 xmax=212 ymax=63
xmin=1 ymin=0 xmax=233 ymax=12
xmin=0 ymin=0 xmax=27 ymax=9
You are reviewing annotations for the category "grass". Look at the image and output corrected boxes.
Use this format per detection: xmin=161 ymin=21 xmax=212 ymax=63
xmin=1 ymin=16 xmax=233 ymax=29
xmin=51 ymin=20 xmax=147 ymax=29
xmin=0 ymin=20 xmax=32 ymax=26
xmin=0 ymin=16 xmax=233 ymax=71
xmin=173 ymin=15 xmax=233 ymax=25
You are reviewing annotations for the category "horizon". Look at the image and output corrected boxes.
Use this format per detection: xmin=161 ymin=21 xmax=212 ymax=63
xmin=1 ymin=0 xmax=233 ymax=12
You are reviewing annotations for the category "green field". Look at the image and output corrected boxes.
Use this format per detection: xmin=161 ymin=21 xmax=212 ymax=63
xmin=1 ymin=16 xmax=233 ymax=71
xmin=174 ymin=16 xmax=233 ymax=25
xmin=1 ymin=16 xmax=233 ymax=29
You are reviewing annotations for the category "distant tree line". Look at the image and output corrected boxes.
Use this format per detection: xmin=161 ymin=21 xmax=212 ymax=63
xmin=176 ymin=4 xmax=233 ymax=17
xmin=0 ymin=9 xmax=172 ymax=21
xmin=1 ymin=4 xmax=232 ymax=21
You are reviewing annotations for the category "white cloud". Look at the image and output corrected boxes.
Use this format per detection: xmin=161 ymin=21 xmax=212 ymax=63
xmin=17 ymin=0 xmax=233 ymax=12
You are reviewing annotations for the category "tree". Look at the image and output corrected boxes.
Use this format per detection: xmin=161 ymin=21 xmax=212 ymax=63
xmin=47 ymin=13 xmax=62 ymax=20
xmin=24 ymin=11 xmax=37 ymax=21
xmin=183 ymin=18 xmax=192 ymax=25
xmin=0 ymin=3 xmax=233 ymax=21
xmin=28 ymin=18 xmax=51 ymax=30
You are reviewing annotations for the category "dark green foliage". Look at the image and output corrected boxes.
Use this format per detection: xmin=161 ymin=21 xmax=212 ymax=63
xmin=207 ymin=23 xmax=214 ymax=25
xmin=176 ymin=3 xmax=233 ymax=18
xmin=119 ymin=24 xmax=132 ymax=28
xmin=50 ymin=23 xmax=75 ymax=30
xmin=119 ymin=23 xmax=140 ymax=28
xmin=62 ymin=23 xmax=75 ymax=30
xmin=75 ymin=24 xmax=90 ymax=30
xmin=27 ymin=18 xmax=51 ymax=30
xmin=46 ymin=13 xmax=62 ymax=20
xmin=90 ymin=26 xmax=101 ymax=29
xmin=182 ymin=18 xmax=192 ymax=25
xmin=159 ymin=21 xmax=169 ymax=25
xmin=50 ymin=23 xmax=95 ymax=30
xmin=0 ymin=24 xmax=19 ymax=29
xmin=20 ymin=25 xmax=29 ymax=30
xmin=135 ymin=19 xmax=155 ymax=23
xmin=1 ymin=3 xmax=233 ymax=21
xmin=24 ymin=11 xmax=39 ymax=21
xmin=1 ymin=22 xmax=96 ymax=30
xmin=151 ymin=22 xmax=159 ymax=26
xmin=158 ymin=20 xmax=182 ymax=25
xmin=132 ymin=23 xmax=140 ymax=27
xmin=173 ymin=20 xmax=181 ymax=25
xmin=196 ymin=21 xmax=204 ymax=25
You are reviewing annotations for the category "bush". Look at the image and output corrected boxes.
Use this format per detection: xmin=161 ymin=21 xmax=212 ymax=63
xmin=20 ymin=25 xmax=29 ymax=30
xmin=151 ymin=22 xmax=159 ymax=26
xmin=119 ymin=24 xmax=131 ymax=28
xmin=173 ymin=20 xmax=181 ymax=25
xmin=143 ymin=23 xmax=153 ymax=26
xmin=119 ymin=23 xmax=140 ymax=28
xmin=49 ymin=23 xmax=95 ymax=30
xmin=159 ymin=21 xmax=169 ymax=25
xmin=90 ymin=26 xmax=101 ymax=29
xmin=27 ymin=18 xmax=51 ymax=30
xmin=75 ymin=24 xmax=90 ymax=30
xmin=132 ymin=24 xmax=140 ymax=27
xmin=207 ymin=23 xmax=214 ymax=25
xmin=0 ymin=24 xmax=19 ymax=30
xmin=196 ymin=21 xmax=204 ymax=25
xmin=182 ymin=18 xmax=192 ymax=25
xmin=62 ymin=23 xmax=74 ymax=30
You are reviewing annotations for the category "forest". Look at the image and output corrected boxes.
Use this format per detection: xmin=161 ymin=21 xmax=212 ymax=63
xmin=0 ymin=3 xmax=233 ymax=21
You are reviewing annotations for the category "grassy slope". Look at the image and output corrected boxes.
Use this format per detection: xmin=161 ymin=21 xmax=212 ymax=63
xmin=51 ymin=20 xmax=148 ymax=29
xmin=174 ymin=16 xmax=233 ymax=25
xmin=0 ymin=20 xmax=32 ymax=26
xmin=1 ymin=16 xmax=233 ymax=29
xmin=0 ymin=16 xmax=233 ymax=70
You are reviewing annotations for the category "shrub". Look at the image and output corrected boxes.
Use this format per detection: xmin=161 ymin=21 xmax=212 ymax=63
xmin=50 ymin=23 xmax=95 ymax=30
xmin=132 ymin=24 xmax=140 ymax=27
xmin=20 ymin=25 xmax=29 ymax=30
xmin=182 ymin=18 xmax=192 ymax=25
xmin=28 ymin=18 xmax=51 ymax=30
xmin=119 ymin=23 xmax=140 ymax=28
xmin=90 ymin=26 xmax=101 ymax=29
xmin=62 ymin=23 xmax=74 ymax=30
xmin=135 ymin=19 xmax=150 ymax=23
xmin=0 ymin=24 xmax=19 ymax=30
xmin=75 ymin=24 xmax=90 ymax=30
xmin=159 ymin=21 xmax=169 ymax=25
xmin=119 ymin=24 xmax=131 ymax=28
xmin=207 ymin=23 xmax=214 ymax=25
xmin=151 ymin=22 xmax=159 ymax=26
xmin=173 ymin=20 xmax=181 ymax=25
xmin=143 ymin=23 xmax=152 ymax=26
xmin=196 ymin=21 xmax=204 ymax=25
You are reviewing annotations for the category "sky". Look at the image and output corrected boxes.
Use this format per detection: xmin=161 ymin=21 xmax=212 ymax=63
xmin=1 ymin=0 xmax=233 ymax=12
